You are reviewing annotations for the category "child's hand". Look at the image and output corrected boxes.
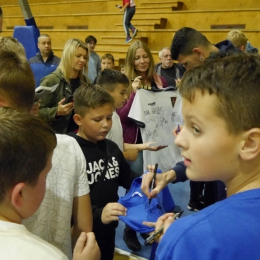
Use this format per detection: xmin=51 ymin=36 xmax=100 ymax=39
xmin=172 ymin=125 xmax=183 ymax=137
xmin=132 ymin=76 xmax=142 ymax=92
xmin=101 ymin=203 xmax=127 ymax=224
xmin=154 ymin=213 xmax=175 ymax=243
xmin=144 ymin=142 xmax=168 ymax=151
xmin=73 ymin=232 xmax=101 ymax=260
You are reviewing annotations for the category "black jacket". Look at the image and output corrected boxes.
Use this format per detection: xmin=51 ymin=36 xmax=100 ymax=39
xmin=68 ymin=133 xmax=140 ymax=238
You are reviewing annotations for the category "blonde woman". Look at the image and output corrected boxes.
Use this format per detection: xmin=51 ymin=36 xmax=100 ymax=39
xmin=39 ymin=38 xmax=92 ymax=134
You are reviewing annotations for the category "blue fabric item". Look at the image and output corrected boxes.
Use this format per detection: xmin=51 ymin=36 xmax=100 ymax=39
xmin=118 ymin=170 xmax=175 ymax=233
xmin=13 ymin=26 xmax=40 ymax=60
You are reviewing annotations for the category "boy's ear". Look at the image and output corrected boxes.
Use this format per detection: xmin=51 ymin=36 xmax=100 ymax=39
xmin=240 ymin=128 xmax=260 ymax=161
xmin=73 ymin=114 xmax=82 ymax=126
xmin=11 ymin=183 xmax=26 ymax=209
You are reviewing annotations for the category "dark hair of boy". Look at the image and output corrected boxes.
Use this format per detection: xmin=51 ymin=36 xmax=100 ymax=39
xmin=0 ymin=107 xmax=57 ymax=203
xmin=0 ymin=50 xmax=35 ymax=112
xmin=180 ymin=53 xmax=260 ymax=134
xmin=85 ymin=35 xmax=97 ymax=44
xmin=73 ymin=83 xmax=114 ymax=117
xmin=96 ymin=69 xmax=129 ymax=91
xmin=101 ymin=53 xmax=115 ymax=64
xmin=171 ymin=27 xmax=211 ymax=60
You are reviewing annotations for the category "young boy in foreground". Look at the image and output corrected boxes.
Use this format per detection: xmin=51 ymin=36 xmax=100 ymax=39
xmin=0 ymin=107 xmax=99 ymax=260
xmin=142 ymin=54 xmax=260 ymax=259
xmin=68 ymin=85 xmax=140 ymax=260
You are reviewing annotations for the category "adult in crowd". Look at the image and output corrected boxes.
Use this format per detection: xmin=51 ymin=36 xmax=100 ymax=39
xmin=85 ymin=35 xmax=101 ymax=82
xmin=155 ymin=47 xmax=185 ymax=87
xmin=39 ymin=38 xmax=92 ymax=134
xmin=171 ymin=27 xmax=239 ymax=70
xmin=170 ymin=27 xmax=240 ymax=211
xmin=29 ymin=34 xmax=60 ymax=88
xmin=117 ymin=40 xmax=167 ymax=251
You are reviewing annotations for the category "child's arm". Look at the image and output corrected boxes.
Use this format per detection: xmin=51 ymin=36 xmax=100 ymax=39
xmin=101 ymin=202 xmax=127 ymax=224
xmin=124 ymin=142 xmax=167 ymax=151
xmin=72 ymin=194 xmax=93 ymax=248
xmin=73 ymin=232 xmax=101 ymax=260
xmin=123 ymin=149 xmax=138 ymax=161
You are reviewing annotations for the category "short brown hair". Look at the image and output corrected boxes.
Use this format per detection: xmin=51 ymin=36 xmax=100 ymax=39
xmin=0 ymin=36 xmax=26 ymax=56
xmin=0 ymin=50 xmax=35 ymax=112
xmin=73 ymin=83 xmax=114 ymax=117
xmin=101 ymin=53 xmax=115 ymax=64
xmin=179 ymin=53 xmax=260 ymax=134
xmin=0 ymin=107 xmax=57 ymax=203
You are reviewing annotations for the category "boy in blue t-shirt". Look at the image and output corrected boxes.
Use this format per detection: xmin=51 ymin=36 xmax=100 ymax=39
xmin=142 ymin=54 xmax=260 ymax=259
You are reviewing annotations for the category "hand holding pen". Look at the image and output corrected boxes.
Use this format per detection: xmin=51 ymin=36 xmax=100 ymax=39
xmin=172 ymin=124 xmax=183 ymax=137
xmin=141 ymin=165 xmax=168 ymax=199
xmin=144 ymin=210 xmax=184 ymax=245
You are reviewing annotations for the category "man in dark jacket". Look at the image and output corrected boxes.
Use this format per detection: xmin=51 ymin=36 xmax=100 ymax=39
xmin=29 ymin=34 xmax=60 ymax=88
xmin=171 ymin=27 xmax=238 ymax=71
xmin=155 ymin=47 xmax=185 ymax=88
xmin=165 ymin=27 xmax=240 ymax=211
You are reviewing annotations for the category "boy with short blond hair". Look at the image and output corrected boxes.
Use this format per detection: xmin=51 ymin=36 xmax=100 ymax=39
xmin=227 ymin=29 xmax=248 ymax=52
xmin=142 ymin=53 xmax=260 ymax=259
xmin=69 ymin=84 xmax=140 ymax=260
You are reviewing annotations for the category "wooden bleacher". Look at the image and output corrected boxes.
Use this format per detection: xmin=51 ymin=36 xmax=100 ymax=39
xmin=1 ymin=0 xmax=260 ymax=66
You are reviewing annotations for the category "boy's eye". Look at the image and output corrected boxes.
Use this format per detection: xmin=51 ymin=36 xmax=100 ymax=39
xmin=192 ymin=126 xmax=200 ymax=134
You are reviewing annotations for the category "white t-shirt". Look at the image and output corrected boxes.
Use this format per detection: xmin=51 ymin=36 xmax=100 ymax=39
xmin=23 ymin=134 xmax=89 ymax=259
xmin=128 ymin=89 xmax=183 ymax=172
xmin=106 ymin=111 xmax=124 ymax=152
xmin=0 ymin=220 xmax=67 ymax=260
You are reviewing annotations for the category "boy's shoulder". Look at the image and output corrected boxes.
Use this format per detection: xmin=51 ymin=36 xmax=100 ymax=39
xmin=0 ymin=221 xmax=67 ymax=260
xmin=158 ymin=189 xmax=260 ymax=259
